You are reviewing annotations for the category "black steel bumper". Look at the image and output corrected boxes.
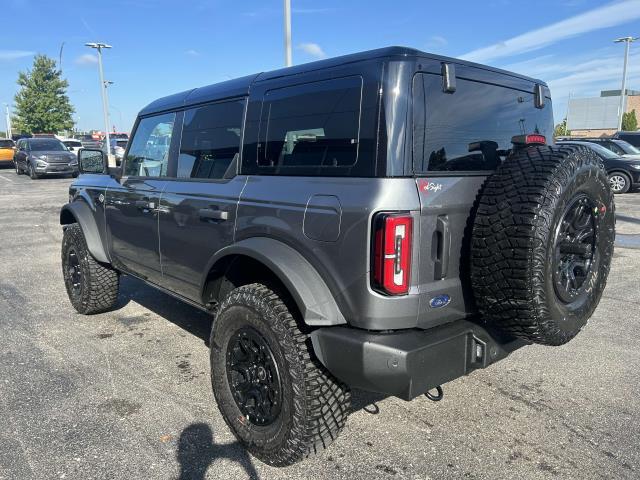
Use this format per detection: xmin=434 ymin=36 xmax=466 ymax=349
xmin=311 ymin=320 xmax=527 ymax=400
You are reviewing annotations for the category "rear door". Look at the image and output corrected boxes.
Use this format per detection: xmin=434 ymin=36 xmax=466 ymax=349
xmin=105 ymin=112 xmax=177 ymax=283
xmin=157 ymin=98 xmax=247 ymax=302
xmin=411 ymin=71 xmax=554 ymax=328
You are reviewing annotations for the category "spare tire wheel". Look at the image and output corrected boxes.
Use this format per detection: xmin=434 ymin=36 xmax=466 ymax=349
xmin=471 ymin=145 xmax=615 ymax=346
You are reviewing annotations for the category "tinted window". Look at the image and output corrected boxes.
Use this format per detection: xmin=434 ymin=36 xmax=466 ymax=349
xmin=613 ymin=139 xmax=640 ymax=154
xmin=29 ymin=139 xmax=66 ymax=151
xmin=63 ymin=141 xmax=82 ymax=148
xmin=124 ymin=113 xmax=175 ymax=177
xmin=412 ymin=73 xmax=553 ymax=173
xmin=601 ymin=141 xmax=624 ymax=155
xmin=0 ymin=140 xmax=14 ymax=148
xmin=177 ymin=99 xmax=244 ymax=179
xmin=258 ymin=76 xmax=362 ymax=174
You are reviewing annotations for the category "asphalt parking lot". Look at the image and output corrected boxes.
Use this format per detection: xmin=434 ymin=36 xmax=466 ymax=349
xmin=0 ymin=169 xmax=638 ymax=480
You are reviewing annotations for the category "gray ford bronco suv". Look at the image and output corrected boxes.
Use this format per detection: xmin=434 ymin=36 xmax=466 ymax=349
xmin=60 ymin=47 xmax=615 ymax=466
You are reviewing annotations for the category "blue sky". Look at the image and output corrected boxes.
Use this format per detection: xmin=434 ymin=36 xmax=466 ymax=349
xmin=1 ymin=0 xmax=639 ymax=132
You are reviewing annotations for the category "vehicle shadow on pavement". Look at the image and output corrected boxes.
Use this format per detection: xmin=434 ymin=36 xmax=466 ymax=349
xmin=119 ymin=276 xmax=213 ymax=346
xmin=176 ymin=423 xmax=259 ymax=480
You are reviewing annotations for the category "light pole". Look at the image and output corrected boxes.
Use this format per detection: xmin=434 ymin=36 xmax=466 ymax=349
xmin=614 ymin=36 xmax=638 ymax=131
xmin=3 ymin=104 xmax=11 ymax=139
xmin=85 ymin=42 xmax=113 ymax=164
xmin=284 ymin=0 xmax=292 ymax=66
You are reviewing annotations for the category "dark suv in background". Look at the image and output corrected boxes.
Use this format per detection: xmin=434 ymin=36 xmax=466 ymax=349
xmin=615 ymin=131 xmax=640 ymax=148
xmin=60 ymin=47 xmax=615 ymax=466
xmin=14 ymin=137 xmax=79 ymax=179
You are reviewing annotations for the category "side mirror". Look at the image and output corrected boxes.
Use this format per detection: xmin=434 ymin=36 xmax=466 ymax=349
xmin=78 ymin=148 xmax=107 ymax=174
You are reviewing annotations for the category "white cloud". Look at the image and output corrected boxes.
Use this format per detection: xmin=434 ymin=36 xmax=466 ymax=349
xmin=185 ymin=49 xmax=200 ymax=57
xmin=75 ymin=53 xmax=98 ymax=66
xmin=297 ymin=43 xmax=326 ymax=59
xmin=461 ymin=0 xmax=640 ymax=63
xmin=0 ymin=50 xmax=34 ymax=61
xmin=426 ymin=35 xmax=448 ymax=49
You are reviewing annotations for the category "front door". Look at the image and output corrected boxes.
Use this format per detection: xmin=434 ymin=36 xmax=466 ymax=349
xmin=158 ymin=99 xmax=246 ymax=302
xmin=106 ymin=112 xmax=177 ymax=284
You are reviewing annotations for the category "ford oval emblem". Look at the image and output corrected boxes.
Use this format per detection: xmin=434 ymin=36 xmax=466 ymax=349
xmin=429 ymin=294 xmax=451 ymax=309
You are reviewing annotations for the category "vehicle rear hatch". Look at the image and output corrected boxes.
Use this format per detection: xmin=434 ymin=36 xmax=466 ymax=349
xmin=411 ymin=67 xmax=553 ymax=329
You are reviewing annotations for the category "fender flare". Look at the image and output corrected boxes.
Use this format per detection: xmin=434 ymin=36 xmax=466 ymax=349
xmin=205 ymin=237 xmax=346 ymax=326
xmin=60 ymin=202 xmax=110 ymax=264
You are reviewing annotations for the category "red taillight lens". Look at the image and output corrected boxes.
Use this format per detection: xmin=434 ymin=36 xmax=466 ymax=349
xmin=511 ymin=134 xmax=546 ymax=146
xmin=372 ymin=213 xmax=412 ymax=295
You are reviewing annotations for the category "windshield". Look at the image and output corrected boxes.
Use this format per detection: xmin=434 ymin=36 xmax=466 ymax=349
xmin=613 ymin=139 xmax=640 ymax=155
xmin=64 ymin=141 xmax=82 ymax=148
xmin=0 ymin=140 xmax=14 ymax=148
xmin=30 ymin=139 xmax=67 ymax=152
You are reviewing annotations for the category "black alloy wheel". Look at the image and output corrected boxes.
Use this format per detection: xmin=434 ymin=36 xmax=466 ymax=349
xmin=552 ymin=195 xmax=598 ymax=304
xmin=65 ymin=248 xmax=83 ymax=299
xmin=226 ymin=327 xmax=282 ymax=426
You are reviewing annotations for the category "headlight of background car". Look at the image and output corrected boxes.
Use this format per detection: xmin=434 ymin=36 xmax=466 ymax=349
xmin=630 ymin=164 xmax=640 ymax=170
xmin=35 ymin=159 xmax=48 ymax=167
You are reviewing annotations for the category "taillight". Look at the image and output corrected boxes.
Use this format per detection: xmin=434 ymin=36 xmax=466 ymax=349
xmin=372 ymin=213 xmax=412 ymax=295
xmin=511 ymin=134 xmax=546 ymax=146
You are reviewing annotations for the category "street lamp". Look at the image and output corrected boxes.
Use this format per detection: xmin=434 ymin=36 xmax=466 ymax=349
xmin=85 ymin=42 xmax=113 ymax=164
xmin=283 ymin=0 xmax=292 ymax=67
xmin=614 ymin=36 xmax=638 ymax=131
xmin=3 ymin=103 xmax=11 ymax=139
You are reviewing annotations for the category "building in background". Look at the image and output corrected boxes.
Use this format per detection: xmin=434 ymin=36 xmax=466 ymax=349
xmin=567 ymin=89 xmax=640 ymax=137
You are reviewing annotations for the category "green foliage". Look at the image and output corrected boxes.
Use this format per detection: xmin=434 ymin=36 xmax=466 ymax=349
xmin=12 ymin=55 xmax=74 ymax=134
xmin=554 ymin=118 xmax=570 ymax=137
xmin=622 ymin=109 xmax=638 ymax=131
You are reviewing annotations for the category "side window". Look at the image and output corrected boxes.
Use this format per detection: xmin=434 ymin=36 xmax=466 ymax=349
xmin=604 ymin=141 xmax=624 ymax=155
xmin=258 ymin=76 xmax=362 ymax=175
xmin=177 ymin=99 xmax=244 ymax=179
xmin=124 ymin=112 xmax=176 ymax=177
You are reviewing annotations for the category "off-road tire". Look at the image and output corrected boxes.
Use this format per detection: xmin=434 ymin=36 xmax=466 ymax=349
xmin=210 ymin=283 xmax=351 ymax=467
xmin=471 ymin=145 xmax=615 ymax=346
xmin=61 ymin=224 xmax=119 ymax=314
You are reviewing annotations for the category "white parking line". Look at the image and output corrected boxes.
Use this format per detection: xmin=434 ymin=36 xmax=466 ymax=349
xmin=0 ymin=175 xmax=13 ymax=183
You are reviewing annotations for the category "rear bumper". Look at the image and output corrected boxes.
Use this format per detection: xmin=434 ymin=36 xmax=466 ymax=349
xmin=311 ymin=320 xmax=527 ymax=400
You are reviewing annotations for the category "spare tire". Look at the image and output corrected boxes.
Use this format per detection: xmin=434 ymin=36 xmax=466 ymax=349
xmin=470 ymin=145 xmax=615 ymax=346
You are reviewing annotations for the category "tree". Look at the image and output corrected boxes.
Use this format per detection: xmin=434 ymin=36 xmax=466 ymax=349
xmin=12 ymin=55 xmax=74 ymax=134
xmin=554 ymin=117 xmax=570 ymax=137
xmin=622 ymin=109 xmax=638 ymax=131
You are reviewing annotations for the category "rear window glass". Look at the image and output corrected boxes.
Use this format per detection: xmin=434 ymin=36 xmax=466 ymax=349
xmin=0 ymin=140 xmax=14 ymax=148
xmin=257 ymin=76 xmax=362 ymax=175
xmin=412 ymin=73 xmax=553 ymax=173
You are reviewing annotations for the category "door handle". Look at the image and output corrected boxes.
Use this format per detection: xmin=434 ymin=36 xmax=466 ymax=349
xmin=135 ymin=200 xmax=155 ymax=210
xmin=433 ymin=215 xmax=450 ymax=280
xmin=199 ymin=208 xmax=228 ymax=221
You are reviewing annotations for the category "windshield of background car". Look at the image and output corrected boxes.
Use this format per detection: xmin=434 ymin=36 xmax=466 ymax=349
xmin=412 ymin=73 xmax=553 ymax=173
xmin=613 ymin=139 xmax=640 ymax=154
xmin=29 ymin=139 xmax=67 ymax=152
xmin=0 ymin=140 xmax=14 ymax=148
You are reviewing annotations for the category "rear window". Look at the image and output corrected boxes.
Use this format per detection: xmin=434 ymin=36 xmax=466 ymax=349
xmin=0 ymin=140 xmax=14 ymax=148
xmin=412 ymin=73 xmax=553 ymax=174
xmin=256 ymin=76 xmax=363 ymax=176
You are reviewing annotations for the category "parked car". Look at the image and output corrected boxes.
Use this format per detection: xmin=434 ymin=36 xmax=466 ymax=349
xmin=614 ymin=131 xmax=640 ymax=148
xmin=557 ymin=140 xmax=640 ymax=193
xmin=60 ymin=46 xmax=615 ymax=466
xmin=76 ymin=134 xmax=102 ymax=150
xmin=60 ymin=138 xmax=83 ymax=157
xmin=0 ymin=138 xmax=16 ymax=167
xmin=102 ymin=138 xmax=128 ymax=163
xmin=575 ymin=137 xmax=640 ymax=158
xmin=14 ymin=137 xmax=78 ymax=179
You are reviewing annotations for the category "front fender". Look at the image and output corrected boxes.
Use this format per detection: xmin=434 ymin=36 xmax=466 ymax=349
xmin=205 ymin=238 xmax=346 ymax=326
xmin=60 ymin=201 xmax=110 ymax=264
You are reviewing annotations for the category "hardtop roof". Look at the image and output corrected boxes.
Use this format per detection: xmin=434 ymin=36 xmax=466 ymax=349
xmin=139 ymin=46 xmax=547 ymax=116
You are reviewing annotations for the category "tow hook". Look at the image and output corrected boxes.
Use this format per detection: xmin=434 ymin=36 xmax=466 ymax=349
xmin=424 ymin=386 xmax=444 ymax=402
